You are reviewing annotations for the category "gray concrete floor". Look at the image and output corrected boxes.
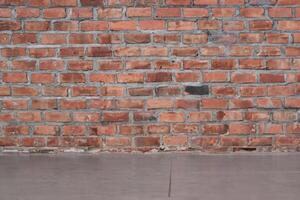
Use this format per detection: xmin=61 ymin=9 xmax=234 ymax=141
xmin=0 ymin=153 xmax=300 ymax=200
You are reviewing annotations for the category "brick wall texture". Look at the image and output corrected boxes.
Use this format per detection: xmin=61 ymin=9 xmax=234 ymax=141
xmin=0 ymin=0 xmax=300 ymax=153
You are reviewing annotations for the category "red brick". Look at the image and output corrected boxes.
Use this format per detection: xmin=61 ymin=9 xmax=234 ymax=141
xmin=88 ymin=99 xmax=114 ymax=109
xmin=32 ymin=99 xmax=57 ymax=110
xmin=60 ymin=99 xmax=86 ymax=109
xmin=89 ymin=74 xmax=115 ymax=83
xmin=139 ymin=20 xmax=165 ymax=30
xmin=230 ymin=99 xmax=254 ymax=109
xmin=203 ymin=72 xmax=228 ymax=82
xmin=191 ymin=136 xmax=218 ymax=148
xmin=183 ymin=8 xmax=208 ymax=17
xmin=285 ymin=98 xmax=300 ymax=108
xmin=231 ymin=72 xmax=256 ymax=83
xmin=103 ymin=112 xmax=129 ymax=122
xmin=166 ymin=0 xmax=190 ymax=5
xmin=117 ymin=73 xmax=144 ymax=83
xmin=256 ymin=98 xmax=282 ymax=108
xmin=12 ymin=87 xmax=38 ymax=96
xmin=80 ymin=21 xmax=108 ymax=31
xmin=17 ymin=111 xmax=41 ymax=122
xmin=87 ymin=47 xmax=112 ymax=57
xmin=194 ymin=0 xmax=218 ymax=5
xmin=72 ymin=86 xmax=97 ymax=96
xmin=60 ymin=47 xmax=84 ymax=57
xmin=25 ymin=21 xmax=50 ymax=31
xmin=21 ymin=138 xmax=45 ymax=147
xmin=101 ymin=86 xmax=124 ymax=96
xmin=60 ymin=73 xmax=85 ymax=83
xmin=16 ymin=7 xmax=39 ymax=18
xmin=240 ymin=8 xmax=264 ymax=18
xmin=160 ymin=112 xmax=185 ymax=123
xmin=71 ymin=8 xmax=93 ymax=18
xmin=28 ymin=0 xmax=50 ymax=7
xmin=199 ymin=20 xmax=221 ymax=30
xmin=34 ymin=126 xmax=57 ymax=135
xmin=203 ymin=124 xmax=229 ymax=135
xmin=134 ymin=137 xmax=160 ymax=147
xmin=240 ymin=33 xmax=263 ymax=43
xmin=278 ymin=21 xmax=300 ymax=31
xmin=114 ymin=47 xmax=141 ymax=57
xmin=259 ymin=123 xmax=282 ymax=134
xmin=213 ymin=8 xmax=236 ymax=17
xmin=63 ymin=126 xmax=85 ymax=136
xmin=45 ymin=112 xmax=71 ymax=122
xmin=260 ymin=74 xmax=285 ymax=83
xmin=229 ymin=123 xmax=255 ymax=135
xmin=168 ymin=21 xmax=196 ymax=31
xmin=258 ymin=47 xmax=281 ymax=57
xmin=147 ymin=125 xmax=169 ymax=134
xmin=221 ymin=137 xmax=247 ymax=146
xmin=29 ymin=48 xmax=56 ymax=58
xmin=127 ymin=7 xmax=151 ymax=17
xmin=129 ymin=88 xmax=153 ymax=96
xmin=202 ymin=99 xmax=228 ymax=109
xmin=189 ymin=112 xmax=212 ymax=122
xmin=73 ymin=112 xmax=100 ymax=122
xmin=52 ymin=0 xmax=77 ymax=6
xmin=42 ymin=87 xmax=68 ymax=97
xmin=4 ymin=125 xmax=29 ymax=135
xmin=54 ymin=21 xmax=78 ymax=31
xmin=147 ymin=99 xmax=173 ymax=109
xmin=273 ymin=112 xmax=296 ymax=122
xmin=156 ymin=60 xmax=180 ymax=69
xmin=12 ymin=33 xmax=36 ymax=44
xmin=163 ymin=136 xmax=187 ymax=146
xmin=0 ymin=21 xmax=21 ymax=31
xmin=98 ymin=8 xmax=122 ymax=18
xmin=0 ymin=8 xmax=12 ymax=18
xmin=3 ymin=99 xmax=28 ymax=110
xmin=105 ymin=137 xmax=131 ymax=147
xmin=90 ymin=125 xmax=116 ymax=135
xmin=185 ymin=60 xmax=209 ymax=70
xmin=124 ymin=33 xmax=150 ymax=44
xmin=70 ymin=32 xmax=94 ymax=43
xmin=277 ymin=0 xmax=300 ymax=5
xmin=40 ymin=60 xmax=64 ymax=70
xmin=212 ymin=59 xmax=236 ymax=70
xmin=269 ymin=8 xmax=292 ymax=18
xmin=240 ymin=86 xmax=267 ymax=97
xmin=68 ymin=60 xmax=93 ymax=71
xmin=0 ymin=33 xmax=10 ymax=44
xmin=275 ymin=137 xmax=300 ymax=146
xmin=156 ymin=8 xmax=180 ymax=17
xmin=173 ymin=124 xmax=198 ymax=133
xmin=110 ymin=21 xmax=137 ymax=30
xmin=147 ymin=72 xmax=172 ymax=82
xmin=3 ymin=72 xmax=27 ymax=83
xmin=44 ymin=8 xmax=66 ymax=19
xmin=268 ymin=85 xmax=295 ymax=96
xmin=1 ymin=48 xmax=26 ymax=57
xmin=250 ymin=20 xmax=273 ymax=31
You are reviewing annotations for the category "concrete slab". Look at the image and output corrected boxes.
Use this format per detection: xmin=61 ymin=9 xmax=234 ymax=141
xmin=0 ymin=153 xmax=300 ymax=200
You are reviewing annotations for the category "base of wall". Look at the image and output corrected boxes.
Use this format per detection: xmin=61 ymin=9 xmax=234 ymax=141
xmin=1 ymin=146 xmax=300 ymax=154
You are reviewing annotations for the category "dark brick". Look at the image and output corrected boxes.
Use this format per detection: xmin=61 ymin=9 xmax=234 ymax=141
xmin=80 ymin=0 xmax=104 ymax=6
xmin=185 ymin=85 xmax=209 ymax=95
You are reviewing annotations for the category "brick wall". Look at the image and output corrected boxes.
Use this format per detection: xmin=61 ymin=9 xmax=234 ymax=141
xmin=0 ymin=0 xmax=300 ymax=152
